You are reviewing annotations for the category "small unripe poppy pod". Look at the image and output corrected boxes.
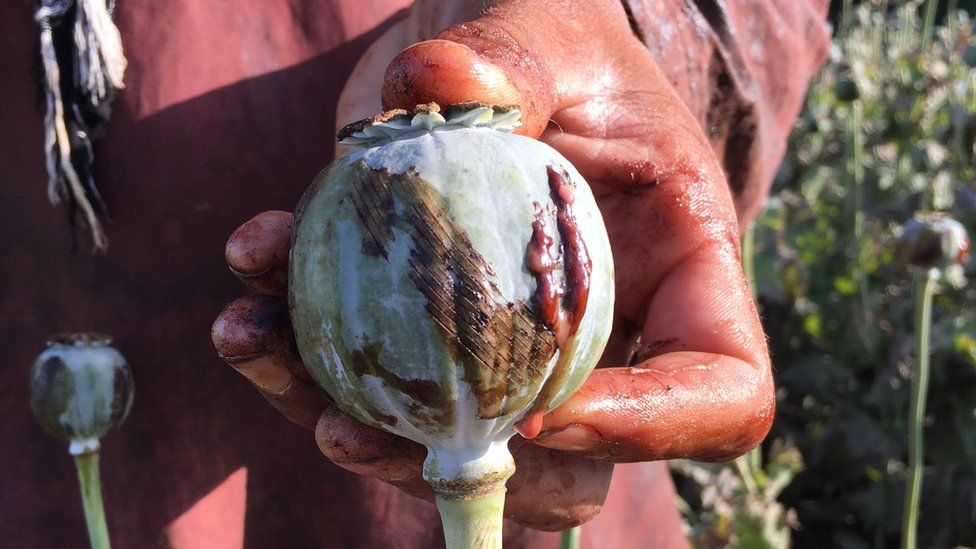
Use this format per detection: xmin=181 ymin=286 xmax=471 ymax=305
xmin=834 ymin=77 xmax=861 ymax=102
xmin=30 ymin=333 xmax=134 ymax=455
xmin=896 ymin=213 xmax=970 ymax=269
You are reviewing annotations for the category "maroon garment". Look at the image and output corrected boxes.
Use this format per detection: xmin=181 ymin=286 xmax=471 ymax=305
xmin=625 ymin=0 xmax=831 ymax=223
xmin=0 ymin=1 xmax=826 ymax=547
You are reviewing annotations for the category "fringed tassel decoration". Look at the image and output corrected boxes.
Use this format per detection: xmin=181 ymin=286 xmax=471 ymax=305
xmin=34 ymin=0 xmax=126 ymax=252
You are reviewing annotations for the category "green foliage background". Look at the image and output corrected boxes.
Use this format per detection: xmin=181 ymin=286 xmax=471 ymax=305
xmin=671 ymin=2 xmax=976 ymax=547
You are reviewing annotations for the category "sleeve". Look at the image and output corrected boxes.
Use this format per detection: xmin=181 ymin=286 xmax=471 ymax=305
xmin=622 ymin=0 xmax=831 ymax=223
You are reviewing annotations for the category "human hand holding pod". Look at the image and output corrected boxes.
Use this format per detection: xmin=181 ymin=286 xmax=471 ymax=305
xmin=213 ymin=0 xmax=775 ymax=533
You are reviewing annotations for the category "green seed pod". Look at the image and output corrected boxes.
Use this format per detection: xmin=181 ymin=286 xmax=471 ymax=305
xmin=30 ymin=333 xmax=134 ymax=455
xmin=290 ymin=103 xmax=614 ymax=548
xmin=896 ymin=213 xmax=970 ymax=269
xmin=834 ymin=77 xmax=861 ymax=102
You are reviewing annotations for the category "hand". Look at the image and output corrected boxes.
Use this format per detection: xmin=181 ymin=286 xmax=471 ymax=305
xmin=212 ymin=0 xmax=774 ymax=530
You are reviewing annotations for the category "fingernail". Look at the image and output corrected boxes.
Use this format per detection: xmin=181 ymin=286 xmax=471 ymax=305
xmin=534 ymin=424 xmax=601 ymax=453
xmin=223 ymin=354 xmax=294 ymax=394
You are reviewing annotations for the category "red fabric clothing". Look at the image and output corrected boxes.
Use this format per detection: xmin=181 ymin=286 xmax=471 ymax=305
xmin=0 ymin=1 xmax=826 ymax=547
xmin=626 ymin=0 xmax=831 ymax=223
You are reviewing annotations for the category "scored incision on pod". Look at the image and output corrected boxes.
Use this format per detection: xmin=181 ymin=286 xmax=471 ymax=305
xmin=289 ymin=103 xmax=614 ymax=548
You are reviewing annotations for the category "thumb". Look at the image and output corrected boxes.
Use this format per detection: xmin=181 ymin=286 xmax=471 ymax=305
xmin=380 ymin=0 xmax=631 ymax=137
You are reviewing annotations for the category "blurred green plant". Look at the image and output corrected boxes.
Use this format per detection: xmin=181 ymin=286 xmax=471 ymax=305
xmin=672 ymin=1 xmax=976 ymax=547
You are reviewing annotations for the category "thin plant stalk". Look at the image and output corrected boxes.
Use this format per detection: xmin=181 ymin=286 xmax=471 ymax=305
xmin=846 ymin=98 xmax=873 ymax=329
xmin=746 ymin=439 xmax=763 ymax=477
xmin=674 ymin=493 xmax=696 ymax=525
xmin=946 ymin=0 xmax=958 ymax=39
xmin=901 ymin=269 xmax=936 ymax=549
xmin=738 ymin=223 xmax=763 ymax=482
xmin=899 ymin=3 xmax=914 ymax=61
xmin=875 ymin=0 xmax=890 ymax=57
xmin=920 ymin=0 xmax=939 ymax=50
xmin=970 ymin=71 xmax=976 ymax=109
xmin=742 ymin=223 xmax=757 ymax=299
xmin=841 ymin=0 xmax=855 ymax=37
xmin=850 ymin=102 xmax=864 ymax=254
xmin=733 ymin=455 xmax=759 ymax=494
xmin=74 ymin=450 xmax=111 ymax=549
xmin=560 ymin=526 xmax=581 ymax=549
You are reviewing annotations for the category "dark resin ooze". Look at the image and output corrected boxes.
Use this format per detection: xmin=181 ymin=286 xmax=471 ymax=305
xmin=517 ymin=166 xmax=594 ymax=439
xmin=526 ymin=166 xmax=593 ymax=348
xmin=347 ymin=163 xmax=558 ymax=422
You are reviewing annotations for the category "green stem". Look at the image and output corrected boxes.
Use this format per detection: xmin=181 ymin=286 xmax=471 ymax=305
xmin=674 ymin=492 xmax=696 ymax=525
xmin=436 ymin=491 xmax=506 ymax=549
xmin=970 ymin=72 xmax=976 ymax=110
xmin=74 ymin=450 xmax=111 ymax=549
xmin=846 ymin=99 xmax=873 ymax=331
xmin=851 ymin=102 xmax=864 ymax=244
xmin=841 ymin=0 xmax=854 ymax=37
xmin=560 ymin=526 xmax=581 ymax=549
xmin=747 ymin=446 xmax=762 ymax=484
xmin=738 ymin=223 xmax=763 ymax=489
xmin=742 ymin=224 xmax=757 ymax=300
xmin=920 ymin=0 xmax=939 ymax=50
xmin=901 ymin=269 xmax=936 ymax=549
xmin=733 ymin=455 xmax=759 ymax=494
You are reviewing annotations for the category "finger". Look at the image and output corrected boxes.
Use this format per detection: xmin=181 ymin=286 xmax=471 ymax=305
xmin=534 ymin=128 xmax=774 ymax=462
xmin=502 ymin=438 xmax=612 ymax=531
xmin=527 ymin=37 xmax=773 ymax=462
xmin=314 ymin=406 xmax=432 ymax=500
xmin=380 ymin=0 xmax=635 ymax=137
xmin=225 ymin=210 xmax=292 ymax=295
xmin=533 ymin=242 xmax=775 ymax=463
xmin=381 ymin=39 xmax=544 ymax=133
xmin=211 ymin=294 xmax=327 ymax=429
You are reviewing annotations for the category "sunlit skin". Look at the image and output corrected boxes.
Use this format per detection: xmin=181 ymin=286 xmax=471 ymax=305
xmin=212 ymin=0 xmax=774 ymax=531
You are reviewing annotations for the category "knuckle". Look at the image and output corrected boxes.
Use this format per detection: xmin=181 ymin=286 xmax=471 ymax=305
xmin=238 ymin=269 xmax=288 ymax=295
xmin=262 ymin=387 xmax=326 ymax=430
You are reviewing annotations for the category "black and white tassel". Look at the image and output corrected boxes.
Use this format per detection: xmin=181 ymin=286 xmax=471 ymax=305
xmin=35 ymin=0 xmax=125 ymax=252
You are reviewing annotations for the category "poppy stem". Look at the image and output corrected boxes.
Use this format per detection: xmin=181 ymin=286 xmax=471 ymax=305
xmin=74 ymin=449 xmax=111 ymax=549
xmin=901 ymin=268 xmax=936 ymax=549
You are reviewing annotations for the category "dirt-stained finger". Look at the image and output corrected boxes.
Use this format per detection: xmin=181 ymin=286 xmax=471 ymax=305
xmin=503 ymin=437 xmax=612 ymax=531
xmin=315 ymin=406 xmax=432 ymax=500
xmin=225 ymin=210 xmax=292 ymax=295
xmin=212 ymin=294 xmax=326 ymax=428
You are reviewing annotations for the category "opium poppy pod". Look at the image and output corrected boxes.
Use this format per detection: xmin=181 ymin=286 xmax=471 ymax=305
xmin=897 ymin=212 xmax=970 ymax=270
xmin=289 ymin=103 xmax=614 ymax=548
xmin=30 ymin=333 xmax=133 ymax=549
xmin=30 ymin=333 xmax=134 ymax=456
